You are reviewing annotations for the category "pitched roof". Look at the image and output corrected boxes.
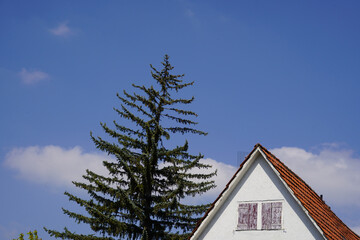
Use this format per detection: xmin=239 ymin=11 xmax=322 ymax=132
xmin=189 ymin=143 xmax=360 ymax=240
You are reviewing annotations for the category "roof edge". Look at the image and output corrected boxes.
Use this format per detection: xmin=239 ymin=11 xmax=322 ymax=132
xmin=257 ymin=145 xmax=327 ymax=239
xmin=189 ymin=144 xmax=262 ymax=239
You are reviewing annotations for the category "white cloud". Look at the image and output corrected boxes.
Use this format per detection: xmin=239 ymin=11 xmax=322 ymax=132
xmin=4 ymin=146 xmax=109 ymax=187
xmin=5 ymin=144 xmax=360 ymax=208
xmin=50 ymin=22 xmax=72 ymax=37
xmin=185 ymin=9 xmax=195 ymax=18
xmin=4 ymin=145 xmax=235 ymax=199
xmin=184 ymin=145 xmax=360 ymax=207
xmin=19 ymin=68 xmax=49 ymax=85
xmin=271 ymin=146 xmax=360 ymax=206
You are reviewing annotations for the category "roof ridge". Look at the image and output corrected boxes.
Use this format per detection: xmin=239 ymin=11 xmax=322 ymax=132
xmin=256 ymin=144 xmax=324 ymax=203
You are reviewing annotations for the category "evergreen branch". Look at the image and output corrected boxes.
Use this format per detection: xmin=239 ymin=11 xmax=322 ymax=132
xmin=132 ymin=92 xmax=158 ymax=114
xmin=168 ymin=81 xmax=194 ymax=92
xmin=114 ymin=105 xmax=147 ymax=129
xmin=102 ymin=161 xmax=127 ymax=178
xmin=121 ymin=90 xmax=137 ymax=103
xmin=132 ymin=84 xmax=160 ymax=102
xmin=163 ymin=96 xmax=195 ymax=106
xmin=163 ymin=114 xmax=197 ymax=125
xmin=113 ymin=121 xmax=146 ymax=137
xmin=165 ymin=127 xmax=207 ymax=135
xmin=165 ymin=108 xmax=198 ymax=116
xmin=92 ymin=132 xmax=144 ymax=153
xmin=117 ymin=94 xmax=153 ymax=119
xmin=116 ymin=188 xmax=144 ymax=221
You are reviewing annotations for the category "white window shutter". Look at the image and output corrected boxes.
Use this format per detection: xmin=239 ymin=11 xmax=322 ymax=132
xmin=238 ymin=203 xmax=249 ymax=230
xmin=238 ymin=203 xmax=257 ymax=230
xmin=262 ymin=202 xmax=282 ymax=230
xmin=262 ymin=202 xmax=272 ymax=230
xmin=271 ymin=202 xmax=282 ymax=230
xmin=248 ymin=203 xmax=257 ymax=229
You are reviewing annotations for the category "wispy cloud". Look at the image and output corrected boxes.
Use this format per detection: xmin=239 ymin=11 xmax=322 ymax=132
xmin=184 ymin=8 xmax=201 ymax=28
xmin=271 ymin=145 xmax=360 ymax=206
xmin=50 ymin=22 xmax=72 ymax=37
xmin=4 ymin=146 xmax=109 ymax=188
xmin=18 ymin=68 xmax=49 ymax=85
xmin=185 ymin=9 xmax=195 ymax=18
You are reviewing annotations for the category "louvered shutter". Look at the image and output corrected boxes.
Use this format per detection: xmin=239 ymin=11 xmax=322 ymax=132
xmin=262 ymin=202 xmax=272 ymax=230
xmin=237 ymin=203 xmax=257 ymax=230
xmin=262 ymin=202 xmax=282 ymax=230
xmin=271 ymin=202 xmax=282 ymax=229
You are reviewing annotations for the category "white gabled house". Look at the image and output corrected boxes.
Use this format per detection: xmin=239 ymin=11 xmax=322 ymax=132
xmin=189 ymin=144 xmax=360 ymax=240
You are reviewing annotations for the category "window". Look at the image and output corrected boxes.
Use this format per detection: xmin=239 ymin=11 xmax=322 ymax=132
xmin=262 ymin=202 xmax=282 ymax=230
xmin=237 ymin=201 xmax=282 ymax=231
xmin=237 ymin=203 xmax=257 ymax=230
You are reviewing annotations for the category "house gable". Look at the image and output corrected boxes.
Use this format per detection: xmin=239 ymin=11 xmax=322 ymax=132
xmin=192 ymin=152 xmax=324 ymax=240
xmin=190 ymin=144 xmax=360 ymax=240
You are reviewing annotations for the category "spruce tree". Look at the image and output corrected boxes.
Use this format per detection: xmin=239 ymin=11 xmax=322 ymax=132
xmin=45 ymin=55 xmax=216 ymax=240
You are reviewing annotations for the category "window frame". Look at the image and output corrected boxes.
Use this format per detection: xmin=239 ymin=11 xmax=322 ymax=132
xmin=236 ymin=200 xmax=284 ymax=231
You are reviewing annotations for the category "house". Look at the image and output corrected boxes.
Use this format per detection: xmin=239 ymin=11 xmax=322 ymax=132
xmin=189 ymin=144 xmax=360 ymax=240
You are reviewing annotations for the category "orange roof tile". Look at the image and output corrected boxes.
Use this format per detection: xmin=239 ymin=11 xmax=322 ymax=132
xmin=189 ymin=143 xmax=360 ymax=240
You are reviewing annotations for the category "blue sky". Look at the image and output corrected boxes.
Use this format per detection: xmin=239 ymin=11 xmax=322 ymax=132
xmin=1 ymin=0 xmax=360 ymax=238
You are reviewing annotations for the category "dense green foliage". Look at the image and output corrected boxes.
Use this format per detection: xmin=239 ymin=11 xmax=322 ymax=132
xmin=13 ymin=230 xmax=42 ymax=240
xmin=45 ymin=55 xmax=216 ymax=239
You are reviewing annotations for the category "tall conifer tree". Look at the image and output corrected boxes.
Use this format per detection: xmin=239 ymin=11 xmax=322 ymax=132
xmin=46 ymin=55 xmax=216 ymax=240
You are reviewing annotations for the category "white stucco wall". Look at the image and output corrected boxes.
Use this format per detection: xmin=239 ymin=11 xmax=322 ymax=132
xmin=195 ymin=154 xmax=324 ymax=240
